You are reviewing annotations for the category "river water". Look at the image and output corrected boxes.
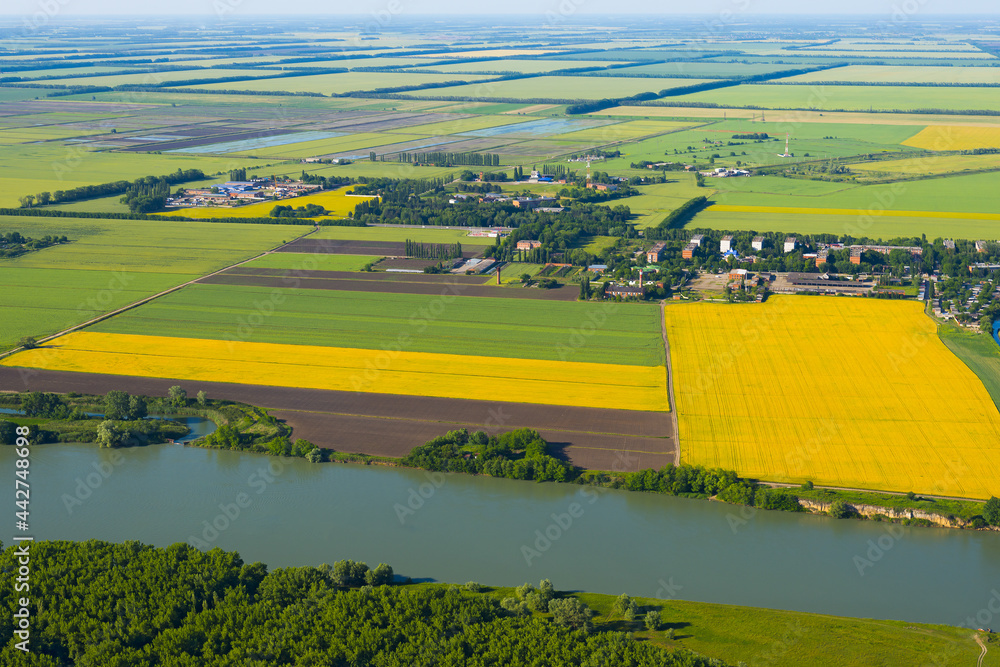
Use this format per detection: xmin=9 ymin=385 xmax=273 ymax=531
xmin=3 ymin=441 xmax=998 ymax=627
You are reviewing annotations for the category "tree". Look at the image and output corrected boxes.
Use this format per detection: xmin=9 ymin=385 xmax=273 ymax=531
xmin=18 ymin=336 xmax=38 ymax=350
xmin=548 ymin=598 xmax=593 ymax=632
xmin=613 ymin=593 xmax=632 ymax=616
xmin=129 ymin=395 xmax=147 ymax=420
xmin=168 ymin=386 xmax=187 ymax=407
xmin=36 ymin=191 xmax=51 ymax=205
xmin=18 ymin=194 xmax=34 ymax=208
xmin=520 ymin=273 xmax=532 ymax=284
xmin=828 ymin=500 xmax=853 ymax=519
xmin=365 ymin=563 xmax=394 ymax=586
xmin=984 ymin=497 xmax=1000 ymax=526
xmin=196 ymin=390 xmax=208 ymax=406
xmin=0 ymin=420 xmax=16 ymax=445
xmin=579 ymin=276 xmax=591 ymax=300
xmin=104 ymin=391 xmax=131 ymax=420
xmin=644 ymin=610 xmax=662 ymax=631
xmin=332 ymin=559 xmax=369 ymax=587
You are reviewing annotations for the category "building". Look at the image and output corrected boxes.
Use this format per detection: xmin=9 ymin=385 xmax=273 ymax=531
xmin=775 ymin=272 xmax=875 ymax=295
xmin=752 ymin=236 xmax=765 ymax=251
xmin=511 ymin=197 xmax=557 ymax=209
xmin=720 ymin=235 xmax=733 ymax=253
xmin=944 ymin=239 xmax=956 ymax=250
xmin=784 ymin=237 xmax=797 ymax=253
xmin=516 ymin=240 xmax=543 ymax=251
xmin=849 ymin=244 xmax=923 ymax=264
xmin=605 ymin=283 xmax=645 ymax=298
xmin=589 ymin=183 xmax=619 ymax=192
xmin=816 ymin=249 xmax=829 ymax=268
xmin=646 ymin=242 xmax=667 ymax=263
xmin=690 ymin=234 xmax=705 ymax=247
xmin=682 ymin=243 xmax=697 ymax=259
xmin=976 ymin=240 xmax=989 ymax=253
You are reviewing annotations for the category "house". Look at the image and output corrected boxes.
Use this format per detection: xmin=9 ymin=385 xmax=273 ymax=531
xmin=783 ymin=237 xmax=797 ymax=253
xmin=690 ymin=234 xmax=704 ymax=247
xmin=976 ymin=240 xmax=989 ymax=253
xmin=944 ymin=239 xmax=956 ymax=250
xmin=752 ymin=236 xmax=765 ymax=251
xmin=682 ymin=243 xmax=697 ymax=259
xmin=590 ymin=183 xmax=618 ymax=192
xmin=646 ymin=242 xmax=667 ymax=263
xmin=720 ymin=235 xmax=733 ymax=253
xmin=516 ymin=240 xmax=543 ymax=251
xmin=511 ymin=197 xmax=557 ymax=209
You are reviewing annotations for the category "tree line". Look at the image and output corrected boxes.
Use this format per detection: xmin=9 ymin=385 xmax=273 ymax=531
xmin=404 ymin=239 xmax=463 ymax=259
xmin=388 ymin=151 xmax=501 ymax=166
xmin=0 ymin=232 xmax=68 ymax=258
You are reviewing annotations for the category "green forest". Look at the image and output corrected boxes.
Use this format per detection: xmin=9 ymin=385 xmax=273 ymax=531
xmin=0 ymin=540 xmax=727 ymax=666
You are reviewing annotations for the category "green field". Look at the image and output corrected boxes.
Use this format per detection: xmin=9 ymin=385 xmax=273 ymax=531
xmin=189 ymin=71 xmax=496 ymax=94
xmin=41 ymin=67 xmax=280 ymax=87
xmin=241 ymin=253 xmax=380 ymax=271
xmin=428 ymin=59 xmax=620 ymax=74
xmin=0 ymin=217 xmax=307 ymax=348
xmin=848 ymin=152 xmax=1000 ymax=176
xmin=673 ymin=83 xmax=1000 ymax=112
xmin=688 ymin=209 xmax=1000 ymax=240
xmin=711 ymin=170 xmax=1000 ymax=215
xmin=624 ymin=179 xmax=707 ymax=228
xmin=939 ymin=324 xmax=1000 ymax=411
xmin=0 ymin=142 xmax=271 ymax=208
xmin=406 ymin=76 xmax=713 ymax=100
xmin=312 ymin=226 xmax=490 ymax=245
xmin=561 ymin=590 xmax=991 ymax=667
xmin=88 ymin=283 xmax=666 ymax=366
xmin=778 ymin=65 xmax=1000 ymax=85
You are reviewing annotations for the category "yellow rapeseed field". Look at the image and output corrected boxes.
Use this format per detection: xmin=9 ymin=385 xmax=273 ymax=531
xmin=903 ymin=125 xmax=1000 ymax=151
xmin=160 ymin=187 xmax=375 ymax=220
xmin=664 ymin=296 xmax=1000 ymax=499
xmin=708 ymin=204 xmax=1000 ymax=221
xmin=2 ymin=332 xmax=668 ymax=412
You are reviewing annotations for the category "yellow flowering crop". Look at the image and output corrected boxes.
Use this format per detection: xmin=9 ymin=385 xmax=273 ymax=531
xmin=2 ymin=332 xmax=668 ymax=413
xmin=664 ymin=296 xmax=1000 ymax=498
xmin=903 ymin=125 xmax=1000 ymax=151
xmin=159 ymin=187 xmax=375 ymax=220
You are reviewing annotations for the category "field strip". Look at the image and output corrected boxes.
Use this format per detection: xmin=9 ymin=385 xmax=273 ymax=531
xmin=709 ymin=204 xmax=1000 ymax=221
xmin=3 ymin=331 xmax=669 ymax=412
xmin=0 ymin=227 xmax=317 ymax=361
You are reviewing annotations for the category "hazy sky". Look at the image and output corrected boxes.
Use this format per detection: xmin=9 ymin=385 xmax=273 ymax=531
xmin=1 ymin=0 xmax=998 ymax=16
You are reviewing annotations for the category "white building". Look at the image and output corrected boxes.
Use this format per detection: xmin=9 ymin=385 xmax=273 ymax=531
xmin=690 ymin=234 xmax=705 ymax=247
xmin=720 ymin=235 xmax=733 ymax=253
xmin=752 ymin=236 xmax=765 ymax=251
xmin=784 ymin=237 xmax=797 ymax=253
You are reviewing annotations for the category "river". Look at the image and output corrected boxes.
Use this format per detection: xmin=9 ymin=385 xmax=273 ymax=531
xmin=3 ymin=441 xmax=998 ymax=627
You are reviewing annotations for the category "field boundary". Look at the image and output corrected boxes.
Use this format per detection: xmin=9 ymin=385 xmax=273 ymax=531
xmin=661 ymin=300 xmax=680 ymax=466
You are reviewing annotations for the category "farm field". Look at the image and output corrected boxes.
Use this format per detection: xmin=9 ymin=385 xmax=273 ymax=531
xmin=709 ymin=171 xmax=1000 ymax=215
xmin=405 ymin=76 xmax=713 ymax=100
xmin=665 ymin=296 xmax=1000 ymax=499
xmin=903 ymin=125 xmax=1000 ymax=150
xmin=553 ymin=119 xmax=693 ymax=142
xmin=688 ymin=209 xmax=1000 ymax=239
xmin=0 ymin=331 xmax=669 ymax=412
xmin=938 ymin=325 xmax=1000 ymax=411
xmin=188 ymin=71 xmax=496 ymax=94
xmin=427 ymin=59 xmax=619 ymax=74
xmin=0 ymin=142 xmax=271 ymax=208
xmin=39 ymin=68 xmax=281 ymax=87
xmin=159 ymin=187 xmax=375 ymax=219
xmin=312 ymin=226 xmax=490 ymax=245
xmin=848 ymin=152 xmax=1000 ymax=175
xmin=776 ymin=65 xmax=1000 ymax=84
xmin=672 ymin=84 xmax=1000 ymax=112
xmin=240 ymin=253 xmax=379 ymax=272
xmin=623 ymin=179 xmax=707 ymax=228
xmin=85 ymin=283 xmax=667 ymax=366
xmin=0 ymin=217 xmax=306 ymax=349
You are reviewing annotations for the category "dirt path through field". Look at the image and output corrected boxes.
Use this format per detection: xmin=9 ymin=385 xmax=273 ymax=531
xmin=976 ymin=634 xmax=987 ymax=667
xmin=661 ymin=301 xmax=680 ymax=466
xmin=0 ymin=227 xmax=318 ymax=361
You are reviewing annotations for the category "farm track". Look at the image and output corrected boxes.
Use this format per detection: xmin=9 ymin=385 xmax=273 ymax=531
xmin=199 ymin=271 xmax=582 ymax=300
xmin=660 ymin=301 xmax=681 ymax=466
xmin=0 ymin=368 xmax=675 ymax=471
